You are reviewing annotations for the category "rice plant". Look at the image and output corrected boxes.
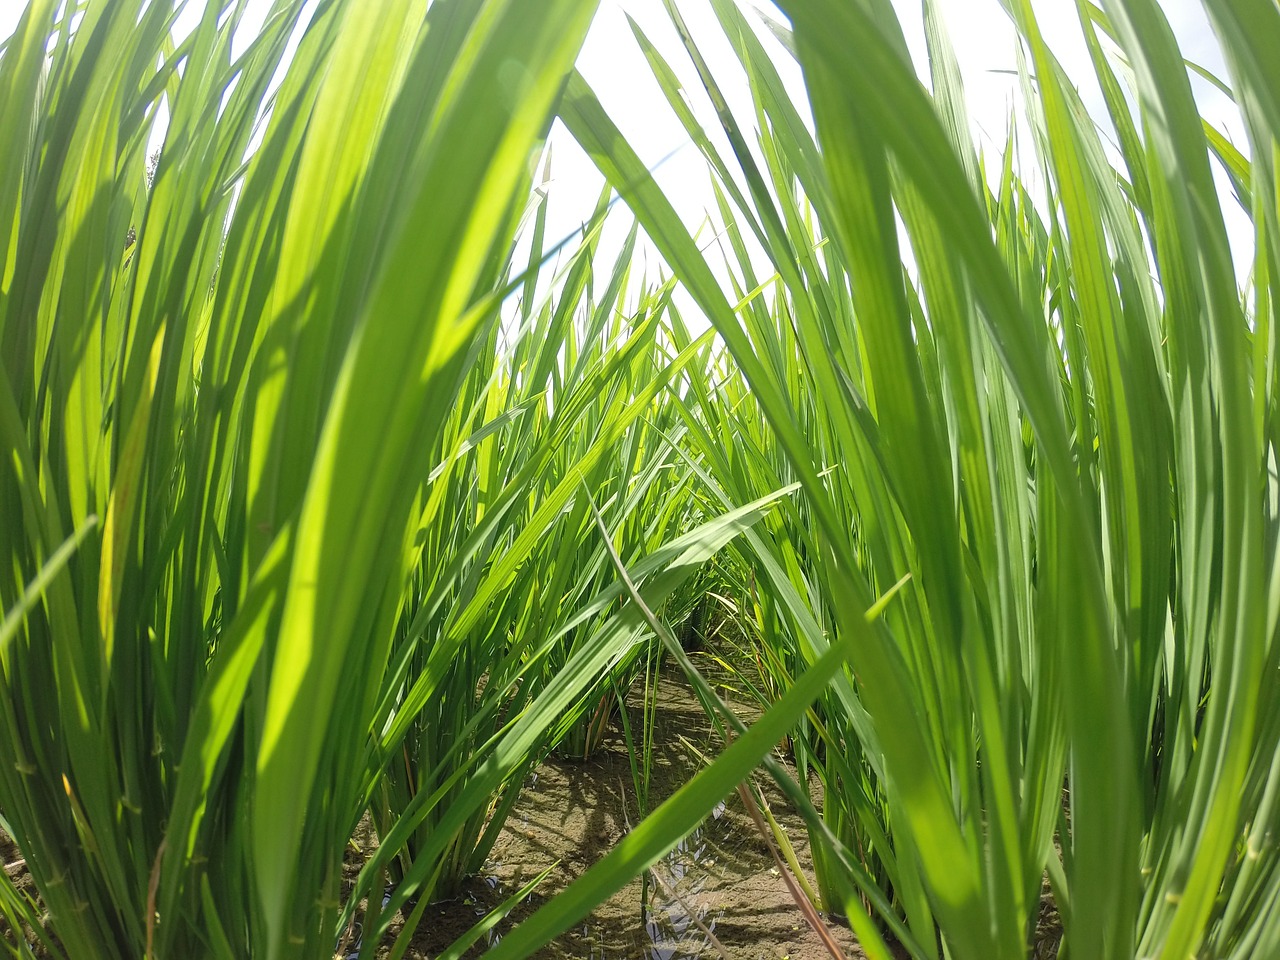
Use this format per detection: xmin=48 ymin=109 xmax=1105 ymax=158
xmin=5 ymin=1 xmax=1280 ymax=959
xmin=0 ymin=1 xmax=608 ymax=956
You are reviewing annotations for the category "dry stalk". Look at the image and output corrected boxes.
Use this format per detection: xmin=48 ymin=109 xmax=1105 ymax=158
xmin=736 ymin=782 xmax=848 ymax=960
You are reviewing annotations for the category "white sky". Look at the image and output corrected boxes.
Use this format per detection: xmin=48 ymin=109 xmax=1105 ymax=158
xmin=558 ymin=0 xmax=1246 ymax=302
xmin=0 ymin=0 xmax=1249 ymax=304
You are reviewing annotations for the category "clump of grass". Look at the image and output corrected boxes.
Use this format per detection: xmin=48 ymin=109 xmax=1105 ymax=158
xmin=0 ymin=1 xmax=604 ymax=956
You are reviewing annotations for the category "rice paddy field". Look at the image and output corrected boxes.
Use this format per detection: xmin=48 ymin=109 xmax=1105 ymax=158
xmin=2 ymin=0 xmax=1278 ymax=957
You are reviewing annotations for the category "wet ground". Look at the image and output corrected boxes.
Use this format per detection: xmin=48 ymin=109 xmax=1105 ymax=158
xmin=388 ymin=665 xmax=870 ymax=959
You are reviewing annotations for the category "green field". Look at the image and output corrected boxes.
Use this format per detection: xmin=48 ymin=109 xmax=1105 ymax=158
xmin=2 ymin=1 xmax=1277 ymax=958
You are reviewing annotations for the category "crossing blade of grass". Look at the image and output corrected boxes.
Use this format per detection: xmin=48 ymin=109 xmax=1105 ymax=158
xmin=482 ymin=489 xmax=897 ymax=960
xmin=0 ymin=517 xmax=98 ymax=654
xmin=402 ymin=864 xmax=556 ymax=960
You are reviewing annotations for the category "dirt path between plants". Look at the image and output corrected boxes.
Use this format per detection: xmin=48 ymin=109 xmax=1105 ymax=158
xmin=392 ymin=665 xmax=871 ymax=959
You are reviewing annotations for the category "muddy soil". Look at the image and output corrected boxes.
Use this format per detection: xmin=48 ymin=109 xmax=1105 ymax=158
xmin=381 ymin=665 xmax=872 ymax=959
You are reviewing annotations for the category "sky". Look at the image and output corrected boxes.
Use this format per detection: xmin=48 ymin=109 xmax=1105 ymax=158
xmin=556 ymin=0 xmax=1246 ymax=295
xmin=0 ymin=0 xmax=1249 ymax=301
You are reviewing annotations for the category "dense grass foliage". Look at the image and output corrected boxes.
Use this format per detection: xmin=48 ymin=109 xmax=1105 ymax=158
xmin=3 ymin=1 xmax=1279 ymax=959
xmin=544 ymin=2 xmax=1280 ymax=959
xmin=0 ymin=1 xmax=725 ymax=956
